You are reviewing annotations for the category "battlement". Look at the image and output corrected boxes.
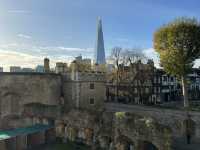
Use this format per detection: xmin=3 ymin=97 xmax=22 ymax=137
xmin=64 ymin=71 xmax=106 ymax=82
xmin=0 ymin=72 xmax=60 ymax=76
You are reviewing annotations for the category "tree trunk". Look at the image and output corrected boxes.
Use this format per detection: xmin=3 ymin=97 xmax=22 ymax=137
xmin=181 ymin=76 xmax=189 ymax=107
xmin=115 ymin=70 xmax=119 ymax=102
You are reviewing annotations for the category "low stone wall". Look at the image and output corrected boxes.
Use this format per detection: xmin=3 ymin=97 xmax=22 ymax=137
xmin=106 ymin=103 xmax=200 ymax=138
xmin=27 ymin=131 xmax=45 ymax=147
xmin=56 ymin=109 xmax=171 ymax=150
xmin=0 ymin=140 xmax=6 ymax=150
xmin=16 ymin=135 xmax=27 ymax=150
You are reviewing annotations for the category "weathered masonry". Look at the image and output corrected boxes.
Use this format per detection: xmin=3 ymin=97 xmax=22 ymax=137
xmin=0 ymin=72 xmax=200 ymax=150
xmin=0 ymin=71 xmax=106 ymax=149
xmin=0 ymin=124 xmax=55 ymax=150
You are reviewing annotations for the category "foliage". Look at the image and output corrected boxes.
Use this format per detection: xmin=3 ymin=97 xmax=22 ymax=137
xmin=154 ymin=17 xmax=200 ymax=77
xmin=115 ymin=112 xmax=126 ymax=120
xmin=154 ymin=17 xmax=200 ymax=107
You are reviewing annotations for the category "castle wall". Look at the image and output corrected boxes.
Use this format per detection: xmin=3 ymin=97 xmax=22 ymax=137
xmin=79 ymin=81 xmax=105 ymax=110
xmin=63 ymin=72 xmax=106 ymax=111
xmin=56 ymin=109 xmax=171 ymax=150
xmin=0 ymin=73 xmax=61 ymax=119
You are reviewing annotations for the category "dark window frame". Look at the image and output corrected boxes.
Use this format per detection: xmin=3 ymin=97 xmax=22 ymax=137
xmin=89 ymin=98 xmax=95 ymax=105
xmin=90 ymin=83 xmax=94 ymax=89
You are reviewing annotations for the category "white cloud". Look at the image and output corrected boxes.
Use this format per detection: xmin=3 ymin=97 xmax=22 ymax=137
xmin=54 ymin=46 xmax=92 ymax=52
xmin=17 ymin=34 xmax=31 ymax=39
xmin=0 ymin=49 xmax=75 ymax=72
xmin=0 ymin=43 xmax=94 ymax=71
xmin=0 ymin=49 xmax=41 ymax=71
xmin=142 ymin=48 xmax=200 ymax=69
xmin=142 ymin=48 xmax=160 ymax=68
xmin=8 ymin=10 xmax=30 ymax=14
xmin=0 ymin=43 xmax=93 ymax=57
xmin=33 ymin=46 xmax=94 ymax=57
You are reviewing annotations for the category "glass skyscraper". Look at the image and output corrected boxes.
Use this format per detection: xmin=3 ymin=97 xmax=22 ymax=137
xmin=94 ymin=18 xmax=106 ymax=64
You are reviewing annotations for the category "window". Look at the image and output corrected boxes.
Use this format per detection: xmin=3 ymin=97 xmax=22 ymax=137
xmin=154 ymin=77 xmax=157 ymax=83
xmin=134 ymin=88 xmax=137 ymax=93
xmin=158 ymin=78 xmax=160 ymax=83
xmin=154 ymin=87 xmax=157 ymax=93
xmin=158 ymin=87 xmax=160 ymax=93
xmin=145 ymin=88 xmax=149 ymax=93
xmin=89 ymin=98 xmax=95 ymax=105
xmin=90 ymin=83 xmax=94 ymax=89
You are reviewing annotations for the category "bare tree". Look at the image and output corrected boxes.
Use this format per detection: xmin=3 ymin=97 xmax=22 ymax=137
xmin=123 ymin=50 xmax=144 ymax=103
xmin=108 ymin=47 xmax=154 ymax=104
xmin=122 ymin=49 xmax=154 ymax=104
xmin=109 ymin=47 xmax=123 ymax=101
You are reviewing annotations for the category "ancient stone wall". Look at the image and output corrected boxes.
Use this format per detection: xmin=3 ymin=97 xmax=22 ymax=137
xmin=106 ymin=103 xmax=200 ymax=148
xmin=63 ymin=72 xmax=106 ymax=111
xmin=56 ymin=109 xmax=171 ymax=150
xmin=0 ymin=73 xmax=61 ymax=119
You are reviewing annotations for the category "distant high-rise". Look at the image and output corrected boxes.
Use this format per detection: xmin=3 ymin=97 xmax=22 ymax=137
xmin=95 ymin=18 xmax=106 ymax=64
xmin=35 ymin=65 xmax=45 ymax=73
xmin=0 ymin=67 xmax=3 ymax=72
xmin=44 ymin=58 xmax=50 ymax=73
xmin=21 ymin=68 xmax=34 ymax=72
xmin=10 ymin=66 xmax=21 ymax=72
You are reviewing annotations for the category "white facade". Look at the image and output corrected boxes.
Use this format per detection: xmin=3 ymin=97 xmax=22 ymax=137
xmin=0 ymin=67 xmax=3 ymax=72
xmin=35 ymin=65 xmax=44 ymax=73
xmin=22 ymin=68 xmax=34 ymax=72
xmin=10 ymin=66 xmax=21 ymax=72
xmin=55 ymin=62 xmax=68 ymax=74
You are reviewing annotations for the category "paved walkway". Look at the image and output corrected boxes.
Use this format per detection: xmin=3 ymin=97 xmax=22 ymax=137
xmin=172 ymin=138 xmax=200 ymax=150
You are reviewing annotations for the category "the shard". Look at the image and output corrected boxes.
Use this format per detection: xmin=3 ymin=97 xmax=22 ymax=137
xmin=95 ymin=17 xmax=106 ymax=64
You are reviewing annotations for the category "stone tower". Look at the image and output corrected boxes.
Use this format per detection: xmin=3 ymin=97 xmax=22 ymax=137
xmin=95 ymin=17 xmax=106 ymax=65
xmin=44 ymin=58 xmax=50 ymax=73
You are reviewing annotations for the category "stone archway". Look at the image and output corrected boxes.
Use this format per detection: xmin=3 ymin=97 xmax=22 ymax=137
xmin=67 ymin=126 xmax=78 ymax=142
xmin=98 ymin=136 xmax=112 ymax=149
xmin=116 ymin=135 xmax=135 ymax=150
xmin=182 ymin=117 xmax=196 ymax=144
xmin=0 ymin=92 xmax=21 ymax=117
xmin=137 ymin=140 xmax=158 ymax=150
xmin=84 ymin=128 xmax=94 ymax=145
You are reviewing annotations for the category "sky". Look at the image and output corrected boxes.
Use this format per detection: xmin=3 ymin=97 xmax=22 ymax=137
xmin=0 ymin=0 xmax=200 ymax=71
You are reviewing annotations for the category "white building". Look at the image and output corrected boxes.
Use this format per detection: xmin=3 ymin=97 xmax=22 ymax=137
xmin=106 ymin=64 xmax=115 ymax=72
xmin=22 ymin=68 xmax=34 ymax=72
xmin=0 ymin=67 xmax=3 ymax=72
xmin=55 ymin=62 xmax=68 ymax=74
xmin=10 ymin=66 xmax=21 ymax=72
xmin=75 ymin=56 xmax=91 ymax=66
xmin=35 ymin=65 xmax=44 ymax=73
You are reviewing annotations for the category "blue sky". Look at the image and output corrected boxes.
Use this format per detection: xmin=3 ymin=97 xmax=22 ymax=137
xmin=0 ymin=0 xmax=200 ymax=70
